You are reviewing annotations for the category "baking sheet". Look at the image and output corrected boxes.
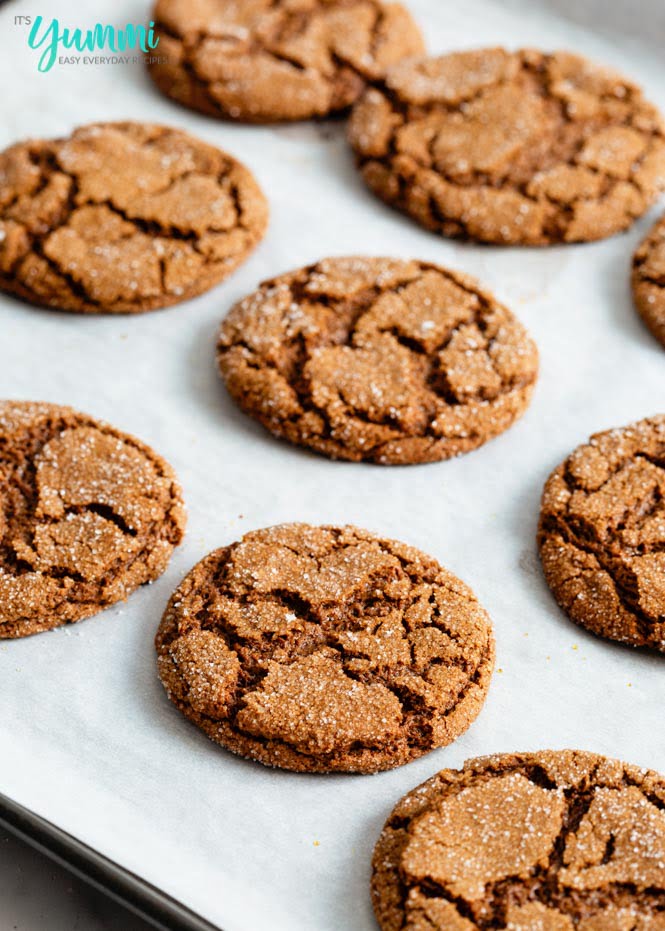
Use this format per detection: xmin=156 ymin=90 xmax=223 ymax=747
xmin=0 ymin=1 xmax=664 ymax=929
xmin=0 ymin=792 xmax=218 ymax=931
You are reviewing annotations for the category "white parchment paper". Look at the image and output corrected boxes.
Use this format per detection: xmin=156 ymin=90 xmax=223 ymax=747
xmin=0 ymin=1 xmax=664 ymax=929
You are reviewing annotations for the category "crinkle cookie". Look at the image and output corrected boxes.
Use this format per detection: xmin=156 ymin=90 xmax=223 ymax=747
xmin=633 ymin=212 xmax=665 ymax=347
xmin=156 ymin=523 xmax=495 ymax=773
xmin=372 ymin=750 xmax=665 ymax=930
xmin=0 ymin=121 xmax=268 ymax=313
xmin=0 ymin=401 xmax=186 ymax=638
xmin=538 ymin=415 xmax=665 ymax=652
xmin=217 ymin=257 xmax=538 ymax=465
xmin=348 ymin=48 xmax=665 ymax=245
xmin=148 ymin=0 xmax=424 ymax=123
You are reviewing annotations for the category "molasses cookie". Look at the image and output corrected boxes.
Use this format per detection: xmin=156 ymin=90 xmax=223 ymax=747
xmin=156 ymin=523 xmax=495 ymax=773
xmin=0 ymin=121 xmax=268 ymax=313
xmin=348 ymin=48 xmax=665 ymax=245
xmin=148 ymin=0 xmax=425 ymax=123
xmin=633 ymin=212 xmax=665 ymax=347
xmin=0 ymin=401 xmax=186 ymax=638
xmin=538 ymin=415 xmax=665 ymax=651
xmin=217 ymin=257 xmax=538 ymax=464
xmin=372 ymin=749 xmax=665 ymax=930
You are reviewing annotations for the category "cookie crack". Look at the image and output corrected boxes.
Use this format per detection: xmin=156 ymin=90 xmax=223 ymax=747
xmin=380 ymin=755 xmax=665 ymax=930
xmin=154 ymin=0 xmax=413 ymax=122
xmin=220 ymin=261 xmax=536 ymax=459
xmin=354 ymin=51 xmax=665 ymax=244
xmin=539 ymin=514 xmax=660 ymax=640
xmin=0 ymin=405 xmax=184 ymax=635
xmin=68 ymin=502 xmax=137 ymax=538
xmin=1 ymin=124 xmax=266 ymax=312
xmin=161 ymin=530 xmax=492 ymax=764
xmin=1 ymin=415 xmax=180 ymax=581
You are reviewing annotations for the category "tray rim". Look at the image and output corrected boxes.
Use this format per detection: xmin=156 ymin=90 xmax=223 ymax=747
xmin=0 ymin=791 xmax=222 ymax=931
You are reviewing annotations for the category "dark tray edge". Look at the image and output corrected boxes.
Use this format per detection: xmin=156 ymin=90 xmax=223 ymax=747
xmin=0 ymin=791 xmax=222 ymax=931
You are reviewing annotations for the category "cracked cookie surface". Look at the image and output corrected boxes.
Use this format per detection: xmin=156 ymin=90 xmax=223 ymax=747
xmin=155 ymin=523 xmax=494 ymax=773
xmin=633 ymin=213 xmax=665 ymax=347
xmin=348 ymin=48 xmax=665 ymax=245
xmin=372 ymin=749 xmax=665 ymax=930
xmin=538 ymin=415 xmax=665 ymax=652
xmin=217 ymin=257 xmax=538 ymax=465
xmin=148 ymin=0 xmax=424 ymax=123
xmin=0 ymin=121 xmax=268 ymax=314
xmin=0 ymin=401 xmax=186 ymax=638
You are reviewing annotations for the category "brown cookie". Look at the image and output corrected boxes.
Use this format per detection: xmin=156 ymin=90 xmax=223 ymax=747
xmin=348 ymin=48 xmax=665 ymax=245
xmin=217 ymin=257 xmax=538 ymax=465
xmin=372 ymin=749 xmax=665 ymax=930
xmin=148 ymin=0 xmax=425 ymax=123
xmin=538 ymin=415 xmax=665 ymax=652
xmin=156 ymin=523 xmax=494 ymax=773
xmin=0 ymin=401 xmax=186 ymax=638
xmin=633 ymin=213 xmax=665 ymax=347
xmin=0 ymin=121 xmax=268 ymax=314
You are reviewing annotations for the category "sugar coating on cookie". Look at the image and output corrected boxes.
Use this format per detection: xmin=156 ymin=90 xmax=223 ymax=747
xmin=156 ymin=523 xmax=494 ymax=773
xmin=0 ymin=122 xmax=268 ymax=314
xmin=538 ymin=415 xmax=665 ymax=652
xmin=372 ymin=749 xmax=665 ymax=929
xmin=0 ymin=401 xmax=186 ymax=638
xmin=217 ymin=257 xmax=538 ymax=465
xmin=148 ymin=0 xmax=424 ymax=123
xmin=633 ymin=213 xmax=665 ymax=347
xmin=348 ymin=48 xmax=665 ymax=245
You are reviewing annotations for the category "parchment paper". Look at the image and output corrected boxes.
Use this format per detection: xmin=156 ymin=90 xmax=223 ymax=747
xmin=0 ymin=1 xmax=664 ymax=929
